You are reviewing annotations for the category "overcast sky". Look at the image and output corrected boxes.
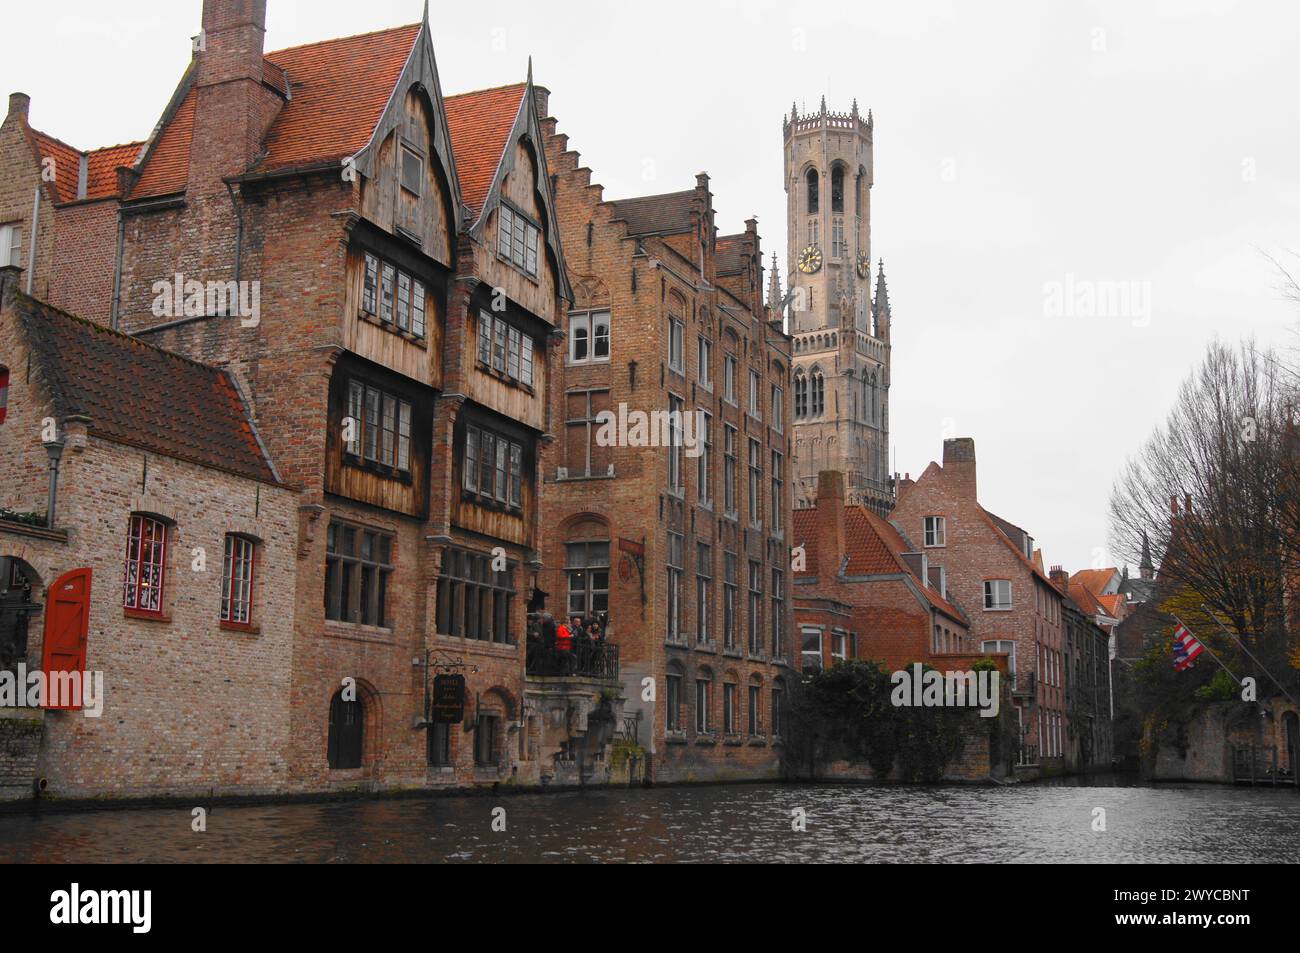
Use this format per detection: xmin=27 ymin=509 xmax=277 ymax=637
xmin=5 ymin=0 xmax=1298 ymax=575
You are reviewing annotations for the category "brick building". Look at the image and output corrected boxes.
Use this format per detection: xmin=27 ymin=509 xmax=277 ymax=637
xmin=791 ymin=469 xmax=981 ymax=674
xmin=0 ymin=0 xmax=633 ymax=796
xmin=539 ymin=111 xmax=795 ymax=783
xmin=1048 ymin=568 xmax=1115 ymax=769
xmin=0 ymin=272 xmax=298 ymax=800
xmin=0 ymin=91 xmax=140 ymax=324
xmin=891 ymin=438 xmax=1067 ymax=774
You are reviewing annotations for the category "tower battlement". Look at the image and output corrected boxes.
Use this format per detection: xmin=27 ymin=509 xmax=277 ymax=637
xmin=783 ymin=98 xmax=872 ymax=141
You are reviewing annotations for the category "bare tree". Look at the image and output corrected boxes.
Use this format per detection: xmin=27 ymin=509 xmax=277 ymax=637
xmin=1109 ymin=340 xmax=1297 ymax=681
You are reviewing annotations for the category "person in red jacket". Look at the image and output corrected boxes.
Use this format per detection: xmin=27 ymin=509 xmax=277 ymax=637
xmin=555 ymin=618 xmax=574 ymax=674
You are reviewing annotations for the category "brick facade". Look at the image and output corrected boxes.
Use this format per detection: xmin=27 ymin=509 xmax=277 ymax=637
xmin=890 ymin=438 xmax=1069 ymax=774
xmin=539 ymin=112 xmax=795 ymax=783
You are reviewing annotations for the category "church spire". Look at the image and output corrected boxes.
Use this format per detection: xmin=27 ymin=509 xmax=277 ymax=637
xmin=1140 ymin=532 xmax=1154 ymax=580
xmin=766 ymin=251 xmax=783 ymax=314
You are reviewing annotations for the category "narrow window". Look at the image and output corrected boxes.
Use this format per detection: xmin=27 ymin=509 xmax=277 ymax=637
xmin=400 ymin=145 xmax=423 ymax=195
xmin=220 ymin=534 xmax=256 ymax=627
xmin=123 ymin=515 xmax=167 ymax=614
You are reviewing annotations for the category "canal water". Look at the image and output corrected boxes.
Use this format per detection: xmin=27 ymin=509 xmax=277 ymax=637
xmin=1 ymin=778 xmax=1297 ymax=863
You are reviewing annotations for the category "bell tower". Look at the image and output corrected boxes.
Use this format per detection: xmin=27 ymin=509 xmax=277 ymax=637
xmin=779 ymin=97 xmax=893 ymax=516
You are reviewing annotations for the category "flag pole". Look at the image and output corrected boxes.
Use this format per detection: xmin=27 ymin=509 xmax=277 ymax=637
xmin=1198 ymin=603 xmax=1299 ymax=709
xmin=1171 ymin=614 xmax=1239 ymax=682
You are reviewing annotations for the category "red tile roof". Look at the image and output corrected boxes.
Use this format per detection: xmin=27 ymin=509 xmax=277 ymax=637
xmin=30 ymin=131 xmax=80 ymax=203
xmin=131 ymin=24 xmax=420 ymax=197
xmin=10 ymin=289 xmax=279 ymax=485
xmin=1070 ymin=568 xmax=1117 ymax=599
xmin=259 ymin=23 xmax=420 ymax=172
xmin=132 ymin=90 xmax=196 ymax=198
xmin=30 ymin=130 xmax=145 ymax=202
xmin=86 ymin=142 xmax=143 ymax=199
xmin=444 ymin=83 xmax=527 ymax=218
xmin=793 ymin=503 xmax=967 ymax=622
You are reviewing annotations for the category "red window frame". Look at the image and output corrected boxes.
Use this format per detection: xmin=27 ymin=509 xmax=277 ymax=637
xmin=123 ymin=514 xmax=167 ymax=615
xmin=220 ymin=534 xmax=256 ymax=628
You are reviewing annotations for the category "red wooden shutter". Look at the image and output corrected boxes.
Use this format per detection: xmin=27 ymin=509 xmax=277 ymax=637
xmin=42 ymin=568 xmax=91 ymax=710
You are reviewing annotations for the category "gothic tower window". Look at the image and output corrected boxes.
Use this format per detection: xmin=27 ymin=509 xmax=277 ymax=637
xmin=810 ymin=367 xmax=825 ymax=417
xmin=806 ymin=169 xmax=819 ymax=215
xmin=831 ymin=165 xmax=845 ymax=213
xmin=793 ymin=370 xmax=808 ymax=419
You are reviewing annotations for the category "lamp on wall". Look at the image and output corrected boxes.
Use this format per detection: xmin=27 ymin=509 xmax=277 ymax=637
xmin=43 ymin=431 xmax=66 ymax=529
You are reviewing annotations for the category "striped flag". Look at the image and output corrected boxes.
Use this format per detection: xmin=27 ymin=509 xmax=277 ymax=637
xmin=1172 ymin=624 xmax=1205 ymax=672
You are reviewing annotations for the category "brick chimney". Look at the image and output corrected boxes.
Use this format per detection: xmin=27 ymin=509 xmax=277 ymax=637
xmin=942 ymin=437 xmax=977 ymax=499
xmin=1049 ymin=565 xmax=1069 ymax=593
xmin=7 ymin=92 xmax=30 ymax=123
xmin=815 ymin=469 xmax=847 ymax=576
xmin=189 ymin=0 xmax=278 ymax=196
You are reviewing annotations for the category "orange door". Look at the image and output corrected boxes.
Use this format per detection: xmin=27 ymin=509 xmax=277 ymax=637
xmin=41 ymin=568 xmax=91 ymax=710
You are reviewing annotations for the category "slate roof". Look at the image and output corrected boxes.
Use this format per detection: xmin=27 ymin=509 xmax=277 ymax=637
xmin=8 ymin=288 xmax=279 ymax=485
xmin=607 ymin=190 xmax=696 ymax=236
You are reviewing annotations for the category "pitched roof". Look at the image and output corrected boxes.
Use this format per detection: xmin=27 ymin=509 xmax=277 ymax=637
xmin=8 ymin=289 xmax=280 ymax=485
xmin=444 ymin=83 xmax=527 ymax=219
xmin=976 ymin=505 xmax=1056 ymax=587
xmin=258 ymin=23 xmax=420 ymax=172
xmin=793 ymin=503 xmax=967 ymax=622
xmin=131 ymin=24 xmax=420 ymax=197
xmin=132 ymin=89 xmax=196 ymax=199
xmin=1070 ymin=567 xmax=1118 ymax=599
xmin=715 ymin=235 xmax=746 ymax=275
xmin=607 ymin=190 xmax=696 ymax=236
xmin=30 ymin=131 xmax=80 ymax=203
xmin=29 ymin=130 xmax=146 ymax=202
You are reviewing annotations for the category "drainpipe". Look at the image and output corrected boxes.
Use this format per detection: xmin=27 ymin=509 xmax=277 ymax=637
xmin=25 ymin=186 xmax=39 ymax=295
xmin=110 ymin=211 xmax=125 ymax=330
xmin=225 ymin=180 xmax=244 ymax=285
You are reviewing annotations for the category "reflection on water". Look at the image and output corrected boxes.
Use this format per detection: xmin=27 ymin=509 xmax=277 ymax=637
xmin=1 ymin=778 xmax=1297 ymax=863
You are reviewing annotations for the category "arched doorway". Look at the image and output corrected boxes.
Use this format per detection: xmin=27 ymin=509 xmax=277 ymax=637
xmin=0 ymin=557 xmax=42 ymax=676
xmin=327 ymin=689 xmax=365 ymax=770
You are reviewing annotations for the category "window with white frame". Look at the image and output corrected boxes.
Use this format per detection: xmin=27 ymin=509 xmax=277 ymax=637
xmin=697 ymin=337 xmax=712 ymax=388
xmin=723 ymin=353 xmax=738 ymax=403
xmin=695 ymin=674 xmax=711 ymax=733
xmin=723 ymin=425 xmax=738 ymax=516
xmin=220 ymin=534 xmax=256 ymax=627
xmin=748 ymin=370 xmax=762 ymax=420
xmin=345 ymin=379 xmax=413 ymax=473
xmin=668 ymin=317 xmax=685 ymax=373
xmin=696 ymin=542 xmax=712 ymax=644
xmin=0 ymin=224 xmax=21 ymax=268
xmin=747 ymin=560 xmax=763 ymax=655
xmin=696 ymin=411 xmax=712 ymax=505
xmin=496 ymin=203 xmax=539 ymax=277
xmin=984 ymin=579 xmax=1012 ymax=610
xmin=723 ymin=552 xmax=738 ymax=649
xmin=666 ymin=531 xmax=684 ymax=642
xmin=569 ymin=310 xmax=610 ymax=364
xmin=770 ymin=450 xmax=784 ymax=534
xmin=565 ymin=541 xmax=610 ymax=617
xmin=747 ymin=438 xmax=762 ymax=526
xmin=667 ymin=395 xmax=685 ymax=494
xmin=831 ymin=630 xmax=850 ymax=663
xmin=801 ymin=626 xmax=823 ymax=673
xmin=924 ymin=516 xmax=946 ymax=547
xmin=771 ymin=383 xmax=783 ymax=432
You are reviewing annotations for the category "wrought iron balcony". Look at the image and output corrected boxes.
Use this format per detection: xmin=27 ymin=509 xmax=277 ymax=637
xmin=526 ymin=639 xmax=620 ymax=681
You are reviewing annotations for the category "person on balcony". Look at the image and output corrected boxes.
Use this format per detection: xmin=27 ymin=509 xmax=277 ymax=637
xmin=555 ymin=616 xmax=575 ymax=674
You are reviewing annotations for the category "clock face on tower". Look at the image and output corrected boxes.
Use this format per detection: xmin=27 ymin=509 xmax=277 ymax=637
xmin=856 ymin=254 xmax=870 ymax=280
xmin=798 ymin=244 xmax=823 ymax=274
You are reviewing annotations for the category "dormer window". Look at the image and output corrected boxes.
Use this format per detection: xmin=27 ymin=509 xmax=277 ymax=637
xmin=497 ymin=203 xmax=539 ymax=278
xmin=400 ymin=145 xmax=423 ymax=196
